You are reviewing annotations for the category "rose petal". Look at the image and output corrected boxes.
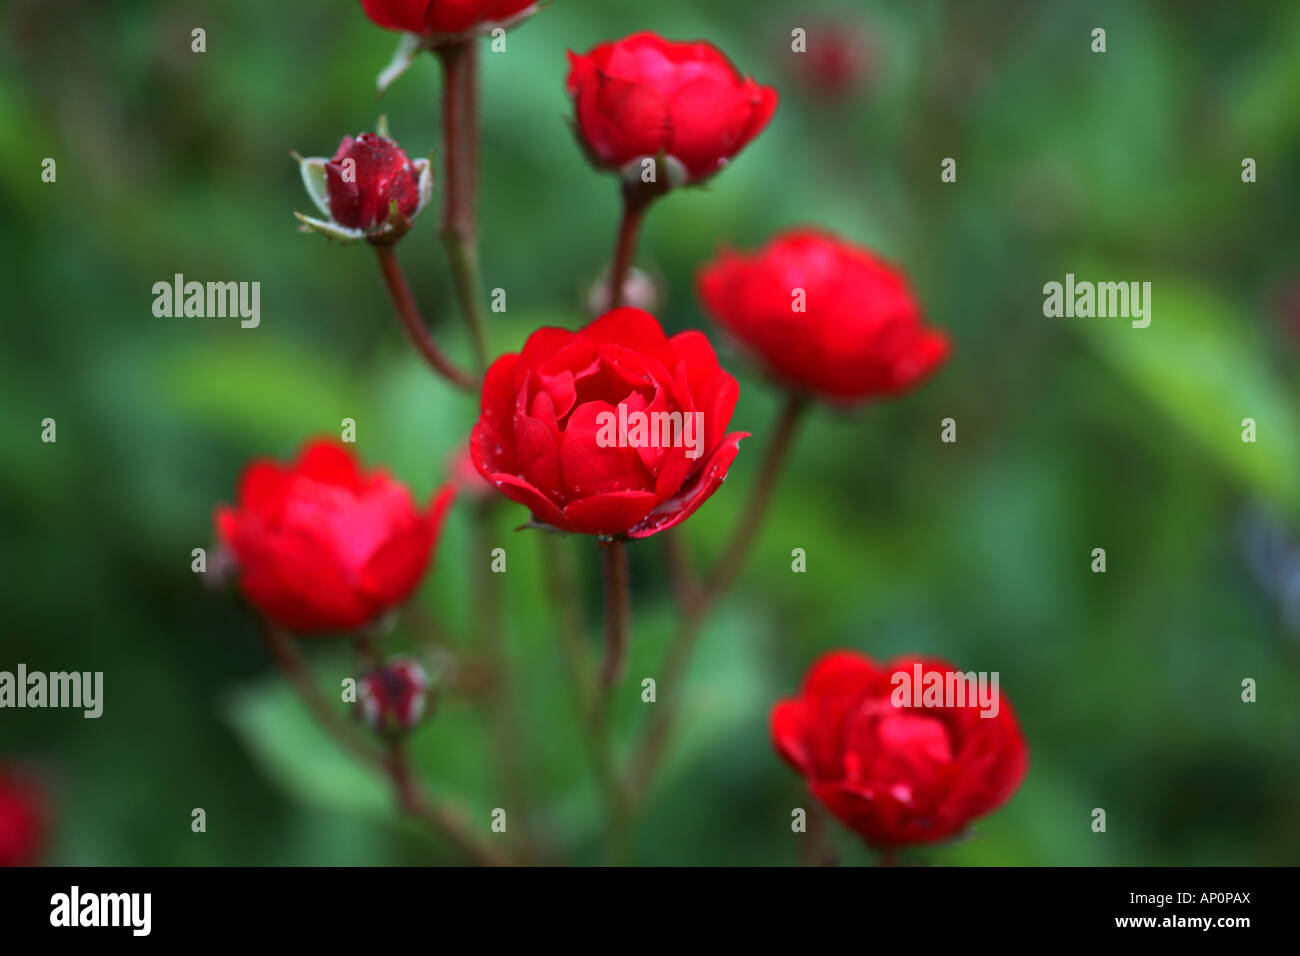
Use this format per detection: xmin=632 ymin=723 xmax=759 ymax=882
xmin=560 ymin=490 xmax=660 ymax=535
xmin=626 ymin=430 xmax=746 ymax=538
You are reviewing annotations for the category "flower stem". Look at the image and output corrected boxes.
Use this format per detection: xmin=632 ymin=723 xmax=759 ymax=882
xmin=261 ymin=624 xmax=509 ymax=866
xmin=606 ymin=187 xmax=650 ymax=310
xmin=388 ymin=739 xmax=512 ymax=867
xmin=436 ymin=40 xmax=488 ymax=371
xmin=373 ymin=244 xmax=475 ymax=391
xmin=627 ymin=394 xmax=808 ymax=798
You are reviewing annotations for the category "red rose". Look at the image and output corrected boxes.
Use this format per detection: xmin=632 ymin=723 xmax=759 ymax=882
xmin=359 ymin=0 xmax=537 ymax=37
xmin=0 ymin=770 xmax=46 ymax=867
xmin=566 ymin=32 xmax=778 ymax=185
xmin=326 ymin=133 xmax=422 ymax=232
xmin=470 ymin=308 xmax=746 ymax=538
xmin=216 ymin=441 xmax=455 ymax=634
xmin=358 ymin=657 xmax=431 ymax=735
xmin=699 ymin=230 xmax=950 ymax=402
xmin=771 ymin=651 xmax=1028 ymax=849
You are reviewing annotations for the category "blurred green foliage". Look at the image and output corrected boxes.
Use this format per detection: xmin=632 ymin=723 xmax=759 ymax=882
xmin=2 ymin=0 xmax=1298 ymax=865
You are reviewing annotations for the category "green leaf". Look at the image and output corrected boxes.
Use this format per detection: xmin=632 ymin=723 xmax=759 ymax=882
xmin=1072 ymin=270 xmax=1300 ymax=512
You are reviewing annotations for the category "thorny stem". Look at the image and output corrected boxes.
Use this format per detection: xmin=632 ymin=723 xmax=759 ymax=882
xmin=627 ymin=395 xmax=809 ymax=799
xmin=436 ymin=40 xmax=489 ymax=371
xmin=261 ymin=624 xmax=509 ymax=866
xmin=373 ymin=244 xmax=475 ymax=391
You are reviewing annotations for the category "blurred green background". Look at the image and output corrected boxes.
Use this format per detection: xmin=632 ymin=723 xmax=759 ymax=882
xmin=2 ymin=0 xmax=1298 ymax=865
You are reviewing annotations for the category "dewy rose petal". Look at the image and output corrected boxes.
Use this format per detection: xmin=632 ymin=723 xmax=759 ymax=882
xmin=566 ymin=32 xmax=778 ymax=185
xmin=771 ymin=651 xmax=1028 ymax=850
xmin=470 ymin=308 xmax=747 ymax=538
xmin=699 ymin=229 xmax=951 ymax=403
xmin=215 ymin=440 xmax=455 ymax=634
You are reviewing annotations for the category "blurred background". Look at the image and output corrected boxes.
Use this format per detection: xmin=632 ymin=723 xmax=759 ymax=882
xmin=2 ymin=0 xmax=1298 ymax=865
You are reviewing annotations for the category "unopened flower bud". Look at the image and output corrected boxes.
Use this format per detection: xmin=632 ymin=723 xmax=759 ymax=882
xmin=358 ymin=657 xmax=432 ymax=735
xmin=293 ymin=128 xmax=433 ymax=244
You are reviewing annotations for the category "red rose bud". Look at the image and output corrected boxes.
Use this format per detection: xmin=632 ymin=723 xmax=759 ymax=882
xmin=470 ymin=308 xmax=747 ymax=538
xmin=358 ymin=657 xmax=431 ymax=735
xmin=359 ymin=0 xmax=538 ymax=38
xmin=566 ymin=32 xmax=778 ymax=185
xmin=295 ymin=131 xmax=432 ymax=243
xmin=0 ymin=769 xmax=47 ymax=867
xmin=699 ymin=229 xmax=950 ymax=403
xmin=771 ymin=652 xmax=1028 ymax=850
xmin=326 ymin=134 xmax=420 ymax=230
xmin=215 ymin=440 xmax=456 ymax=635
